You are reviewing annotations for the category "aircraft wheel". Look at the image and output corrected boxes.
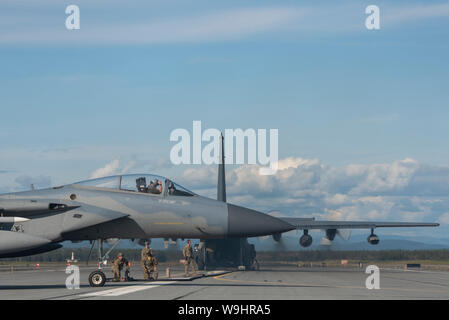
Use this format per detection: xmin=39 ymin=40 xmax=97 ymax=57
xmin=89 ymin=270 xmax=106 ymax=287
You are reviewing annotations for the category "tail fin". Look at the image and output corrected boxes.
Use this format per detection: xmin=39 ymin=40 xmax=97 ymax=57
xmin=217 ymin=133 xmax=226 ymax=202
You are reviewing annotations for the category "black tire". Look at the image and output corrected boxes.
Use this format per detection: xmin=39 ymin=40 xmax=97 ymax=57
xmin=89 ymin=270 xmax=106 ymax=287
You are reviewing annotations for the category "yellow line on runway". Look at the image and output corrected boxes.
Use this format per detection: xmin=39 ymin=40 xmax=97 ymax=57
xmin=213 ymin=273 xmax=329 ymax=288
xmin=212 ymin=272 xmax=449 ymax=295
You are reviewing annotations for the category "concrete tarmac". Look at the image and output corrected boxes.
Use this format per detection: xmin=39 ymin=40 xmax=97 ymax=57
xmin=0 ymin=264 xmax=448 ymax=300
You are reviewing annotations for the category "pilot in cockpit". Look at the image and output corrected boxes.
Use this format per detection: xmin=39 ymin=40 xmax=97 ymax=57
xmin=155 ymin=180 xmax=163 ymax=194
xmin=147 ymin=180 xmax=155 ymax=193
xmin=147 ymin=179 xmax=162 ymax=194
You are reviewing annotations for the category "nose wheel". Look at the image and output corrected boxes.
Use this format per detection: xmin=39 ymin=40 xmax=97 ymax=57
xmin=89 ymin=270 xmax=106 ymax=287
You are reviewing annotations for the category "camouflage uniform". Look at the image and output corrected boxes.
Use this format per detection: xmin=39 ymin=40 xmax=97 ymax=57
xmin=183 ymin=243 xmax=197 ymax=277
xmin=112 ymin=253 xmax=129 ymax=281
xmin=148 ymin=253 xmax=158 ymax=280
xmin=141 ymin=246 xmax=152 ymax=280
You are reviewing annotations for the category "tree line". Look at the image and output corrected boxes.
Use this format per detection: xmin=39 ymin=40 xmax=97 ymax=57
xmin=2 ymin=248 xmax=449 ymax=263
xmin=256 ymin=249 xmax=449 ymax=262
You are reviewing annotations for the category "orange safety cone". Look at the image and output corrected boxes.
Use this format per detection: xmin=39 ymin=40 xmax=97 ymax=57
xmin=166 ymin=267 xmax=170 ymax=278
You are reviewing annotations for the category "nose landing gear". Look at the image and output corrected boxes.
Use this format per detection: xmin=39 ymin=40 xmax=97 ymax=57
xmin=87 ymin=238 xmax=122 ymax=287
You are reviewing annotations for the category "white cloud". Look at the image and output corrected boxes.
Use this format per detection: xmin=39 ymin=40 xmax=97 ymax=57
xmin=182 ymin=156 xmax=448 ymax=227
xmin=121 ymin=160 xmax=136 ymax=174
xmin=348 ymin=158 xmax=419 ymax=195
xmin=182 ymin=167 xmax=217 ymax=188
xmin=90 ymin=159 xmax=120 ymax=179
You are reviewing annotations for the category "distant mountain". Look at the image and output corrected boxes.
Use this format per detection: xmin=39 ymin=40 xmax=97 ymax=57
xmin=321 ymin=239 xmax=449 ymax=251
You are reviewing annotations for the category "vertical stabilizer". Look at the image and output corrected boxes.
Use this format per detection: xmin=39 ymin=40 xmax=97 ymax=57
xmin=217 ymin=133 xmax=226 ymax=202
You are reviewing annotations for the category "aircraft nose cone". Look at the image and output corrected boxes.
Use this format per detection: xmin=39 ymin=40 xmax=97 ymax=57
xmin=227 ymin=204 xmax=295 ymax=237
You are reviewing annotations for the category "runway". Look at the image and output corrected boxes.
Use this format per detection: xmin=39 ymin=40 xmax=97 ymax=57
xmin=0 ymin=264 xmax=448 ymax=300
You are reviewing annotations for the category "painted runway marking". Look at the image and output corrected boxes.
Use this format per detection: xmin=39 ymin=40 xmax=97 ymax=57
xmin=381 ymin=267 xmax=449 ymax=275
xmin=78 ymin=281 xmax=175 ymax=297
xmin=212 ymin=272 xmax=449 ymax=295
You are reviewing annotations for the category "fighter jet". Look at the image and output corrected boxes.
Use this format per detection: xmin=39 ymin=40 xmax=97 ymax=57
xmin=0 ymin=136 xmax=439 ymax=286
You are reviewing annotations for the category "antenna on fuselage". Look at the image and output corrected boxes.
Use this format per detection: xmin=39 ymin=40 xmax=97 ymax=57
xmin=217 ymin=132 xmax=226 ymax=202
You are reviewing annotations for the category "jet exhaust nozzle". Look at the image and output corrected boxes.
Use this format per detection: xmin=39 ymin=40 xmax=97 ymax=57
xmin=227 ymin=204 xmax=294 ymax=237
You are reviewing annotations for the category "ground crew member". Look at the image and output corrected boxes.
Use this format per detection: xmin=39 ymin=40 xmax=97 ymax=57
xmin=148 ymin=249 xmax=158 ymax=280
xmin=141 ymin=242 xmax=152 ymax=280
xmin=183 ymin=240 xmax=197 ymax=277
xmin=112 ymin=252 xmax=130 ymax=282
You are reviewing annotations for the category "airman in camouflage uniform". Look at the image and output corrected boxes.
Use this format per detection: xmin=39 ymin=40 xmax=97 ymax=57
xmin=141 ymin=242 xmax=152 ymax=280
xmin=148 ymin=249 xmax=158 ymax=280
xmin=112 ymin=252 xmax=130 ymax=281
xmin=183 ymin=240 xmax=197 ymax=277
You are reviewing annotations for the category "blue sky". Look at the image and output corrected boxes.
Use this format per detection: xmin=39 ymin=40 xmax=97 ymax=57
xmin=1 ymin=1 xmax=449 ymax=237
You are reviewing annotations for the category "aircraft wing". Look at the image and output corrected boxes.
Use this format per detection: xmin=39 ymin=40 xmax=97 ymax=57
xmin=280 ymin=218 xmax=439 ymax=230
xmin=279 ymin=217 xmax=315 ymax=225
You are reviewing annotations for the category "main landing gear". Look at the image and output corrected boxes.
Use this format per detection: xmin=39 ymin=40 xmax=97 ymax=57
xmin=193 ymin=238 xmax=259 ymax=271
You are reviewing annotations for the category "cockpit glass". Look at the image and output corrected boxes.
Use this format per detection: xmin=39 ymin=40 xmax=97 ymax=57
xmin=75 ymin=176 xmax=120 ymax=189
xmin=120 ymin=174 xmax=165 ymax=195
xmin=74 ymin=174 xmax=196 ymax=196
xmin=166 ymin=180 xmax=195 ymax=197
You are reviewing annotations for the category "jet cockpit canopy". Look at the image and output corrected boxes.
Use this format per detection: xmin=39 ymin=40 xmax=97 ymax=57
xmin=74 ymin=174 xmax=196 ymax=196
